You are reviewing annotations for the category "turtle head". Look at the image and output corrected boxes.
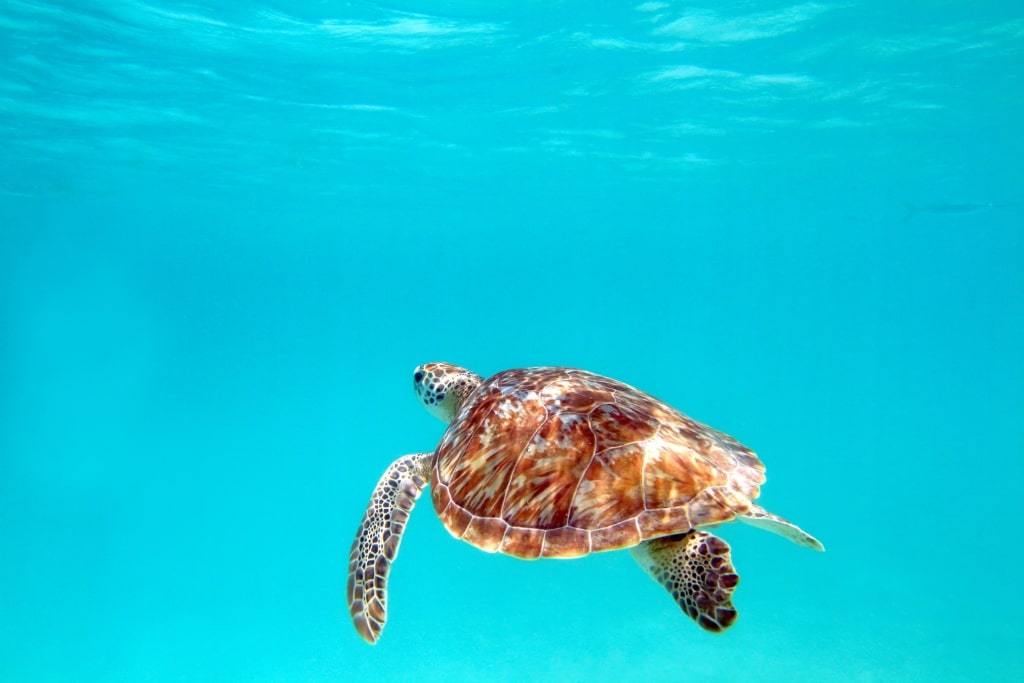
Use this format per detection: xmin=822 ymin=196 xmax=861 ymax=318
xmin=413 ymin=362 xmax=483 ymax=423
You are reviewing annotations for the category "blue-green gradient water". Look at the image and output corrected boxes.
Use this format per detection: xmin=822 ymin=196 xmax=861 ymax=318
xmin=2 ymin=1 xmax=1022 ymax=681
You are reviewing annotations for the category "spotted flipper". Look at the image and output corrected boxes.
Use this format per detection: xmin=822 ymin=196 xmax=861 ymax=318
xmin=347 ymin=452 xmax=432 ymax=644
xmin=630 ymin=530 xmax=739 ymax=632
xmin=740 ymin=503 xmax=825 ymax=551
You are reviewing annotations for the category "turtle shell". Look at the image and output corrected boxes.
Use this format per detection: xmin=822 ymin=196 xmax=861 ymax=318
xmin=431 ymin=367 xmax=766 ymax=559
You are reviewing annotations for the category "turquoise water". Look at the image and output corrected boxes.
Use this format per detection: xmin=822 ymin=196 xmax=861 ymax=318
xmin=2 ymin=1 xmax=1022 ymax=681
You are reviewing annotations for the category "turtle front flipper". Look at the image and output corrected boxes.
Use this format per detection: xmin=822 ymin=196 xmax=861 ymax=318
xmin=630 ymin=530 xmax=739 ymax=632
xmin=347 ymin=452 xmax=432 ymax=644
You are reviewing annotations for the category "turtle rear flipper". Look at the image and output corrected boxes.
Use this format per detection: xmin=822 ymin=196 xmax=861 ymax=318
xmin=630 ymin=530 xmax=739 ymax=632
xmin=740 ymin=503 xmax=825 ymax=551
xmin=347 ymin=452 xmax=432 ymax=644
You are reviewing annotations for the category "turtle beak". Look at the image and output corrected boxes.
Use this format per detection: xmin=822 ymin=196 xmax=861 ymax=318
xmin=413 ymin=364 xmax=452 ymax=422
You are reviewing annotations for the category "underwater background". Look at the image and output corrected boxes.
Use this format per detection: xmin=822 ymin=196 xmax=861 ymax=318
xmin=1 ymin=1 xmax=1022 ymax=681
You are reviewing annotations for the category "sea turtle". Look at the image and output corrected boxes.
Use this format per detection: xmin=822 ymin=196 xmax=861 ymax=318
xmin=347 ymin=363 xmax=823 ymax=643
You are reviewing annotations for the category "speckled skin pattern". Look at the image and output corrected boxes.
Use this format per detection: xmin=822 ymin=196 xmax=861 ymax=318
xmin=347 ymin=452 xmax=431 ymax=644
xmin=631 ymin=530 xmax=739 ymax=632
xmin=431 ymin=366 xmax=766 ymax=559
